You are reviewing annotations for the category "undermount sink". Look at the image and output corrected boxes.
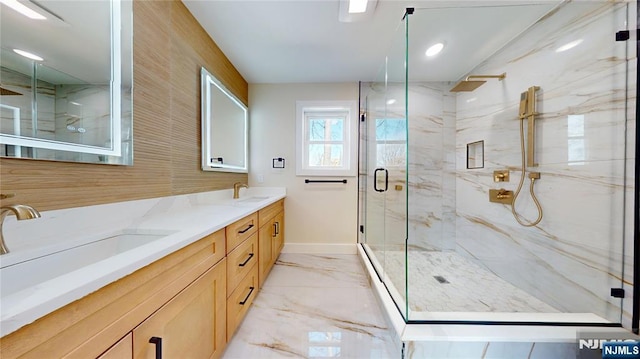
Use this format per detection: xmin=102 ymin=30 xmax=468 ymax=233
xmin=237 ymin=196 xmax=269 ymax=203
xmin=0 ymin=229 xmax=174 ymax=298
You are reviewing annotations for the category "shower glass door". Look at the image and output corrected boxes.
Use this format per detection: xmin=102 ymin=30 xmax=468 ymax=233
xmin=360 ymin=17 xmax=409 ymax=319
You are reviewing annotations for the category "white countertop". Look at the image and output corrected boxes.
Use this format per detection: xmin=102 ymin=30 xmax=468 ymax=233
xmin=0 ymin=187 xmax=286 ymax=337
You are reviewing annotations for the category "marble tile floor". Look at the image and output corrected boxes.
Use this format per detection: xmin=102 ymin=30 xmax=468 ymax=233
xmin=382 ymin=250 xmax=559 ymax=313
xmin=222 ymin=253 xmax=401 ymax=359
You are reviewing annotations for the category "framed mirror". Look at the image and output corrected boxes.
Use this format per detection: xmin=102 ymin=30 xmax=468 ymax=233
xmin=201 ymin=67 xmax=248 ymax=173
xmin=0 ymin=0 xmax=133 ymax=165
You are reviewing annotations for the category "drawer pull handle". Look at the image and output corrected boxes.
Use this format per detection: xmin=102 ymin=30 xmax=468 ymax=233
xmin=275 ymin=221 xmax=280 ymax=235
xmin=149 ymin=336 xmax=163 ymax=359
xmin=238 ymin=224 xmax=254 ymax=234
xmin=239 ymin=286 xmax=255 ymax=305
xmin=272 ymin=223 xmax=277 ymax=237
xmin=238 ymin=253 xmax=254 ymax=267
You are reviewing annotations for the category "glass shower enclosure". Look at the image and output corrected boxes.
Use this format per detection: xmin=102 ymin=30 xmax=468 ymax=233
xmin=358 ymin=0 xmax=636 ymax=327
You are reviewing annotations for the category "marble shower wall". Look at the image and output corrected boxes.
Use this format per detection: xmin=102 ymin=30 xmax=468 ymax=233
xmin=407 ymin=84 xmax=457 ymax=252
xmin=451 ymin=1 xmax=635 ymax=324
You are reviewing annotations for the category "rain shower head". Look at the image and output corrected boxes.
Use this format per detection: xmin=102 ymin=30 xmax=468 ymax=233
xmin=0 ymin=87 xmax=22 ymax=96
xmin=450 ymin=73 xmax=506 ymax=92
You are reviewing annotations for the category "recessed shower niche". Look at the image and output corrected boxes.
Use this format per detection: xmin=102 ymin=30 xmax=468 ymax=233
xmin=466 ymin=140 xmax=484 ymax=169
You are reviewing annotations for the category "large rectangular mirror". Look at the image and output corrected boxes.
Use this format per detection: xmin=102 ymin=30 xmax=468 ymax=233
xmin=0 ymin=0 xmax=133 ymax=165
xmin=201 ymin=67 xmax=248 ymax=173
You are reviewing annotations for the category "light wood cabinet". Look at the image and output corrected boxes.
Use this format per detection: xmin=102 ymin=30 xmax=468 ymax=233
xmin=258 ymin=199 xmax=285 ymax=288
xmin=0 ymin=199 xmax=284 ymax=359
xmin=1 ymin=228 xmax=226 ymax=359
xmin=133 ymin=259 xmax=226 ymax=359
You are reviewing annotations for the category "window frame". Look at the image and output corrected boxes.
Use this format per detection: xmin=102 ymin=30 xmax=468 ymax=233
xmin=295 ymin=100 xmax=358 ymax=177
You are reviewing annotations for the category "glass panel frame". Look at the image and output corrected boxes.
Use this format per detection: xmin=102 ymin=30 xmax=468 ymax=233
xmin=0 ymin=0 xmax=133 ymax=165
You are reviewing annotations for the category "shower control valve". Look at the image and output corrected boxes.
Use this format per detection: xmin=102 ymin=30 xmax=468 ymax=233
xmin=493 ymin=170 xmax=510 ymax=182
xmin=489 ymin=189 xmax=513 ymax=204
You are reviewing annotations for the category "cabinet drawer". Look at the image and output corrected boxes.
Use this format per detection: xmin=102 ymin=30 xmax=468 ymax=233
xmin=226 ymin=213 xmax=258 ymax=254
xmin=258 ymin=199 xmax=284 ymax=227
xmin=204 ymin=228 xmax=227 ymax=265
xmin=226 ymin=264 xmax=259 ymax=339
xmin=226 ymin=232 xmax=258 ymax=295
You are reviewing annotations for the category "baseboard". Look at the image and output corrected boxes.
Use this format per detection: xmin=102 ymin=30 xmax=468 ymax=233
xmin=281 ymin=243 xmax=357 ymax=254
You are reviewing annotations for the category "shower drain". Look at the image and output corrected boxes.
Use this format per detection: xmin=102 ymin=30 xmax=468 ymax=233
xmin=433 ymin=275 xmax=450 ymax=284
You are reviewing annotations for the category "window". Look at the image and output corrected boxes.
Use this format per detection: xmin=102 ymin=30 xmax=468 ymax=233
xmin=296 ymin=101 xmax=357 ymax=176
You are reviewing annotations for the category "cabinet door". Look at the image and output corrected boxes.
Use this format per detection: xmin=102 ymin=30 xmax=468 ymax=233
xmin=258 ymin=219 xmax=274 ymax=288
xmin=97 ymin=333 xmax=132 ymax=359
xmin=272 ymin=211 xmax=284 ymax=260
xmin=133 ymin=259 xmax=227 ymax=359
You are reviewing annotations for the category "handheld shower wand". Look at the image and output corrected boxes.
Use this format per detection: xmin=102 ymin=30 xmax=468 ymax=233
xmin=511 ymin=86 xmax=543 ymax=227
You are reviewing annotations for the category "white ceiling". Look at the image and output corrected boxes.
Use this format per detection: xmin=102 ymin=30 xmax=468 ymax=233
xmin=182 ymin=0 xmax=561 ymax=84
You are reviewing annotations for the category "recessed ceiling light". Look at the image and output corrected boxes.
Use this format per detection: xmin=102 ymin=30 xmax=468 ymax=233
xmin=0 ymin=0 xmax=46 ymax=19
xmin=555 ymin=39 xmax=583 ymax=53
xmin=386 ymin=99 xmax=396 ymax=105
xmin=13 ymin=49 xmax=44 ymax=61
xmin=425 ymin=43 xmax=444 ymax=57
xmin=339 ymin=0 xmax=377 ymax=22
xmin=348 ymin=0 xmax=368 ymax=13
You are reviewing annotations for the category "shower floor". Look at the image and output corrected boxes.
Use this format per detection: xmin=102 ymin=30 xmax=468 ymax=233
xmin=381 ymin=250 xmax=559 ymax=313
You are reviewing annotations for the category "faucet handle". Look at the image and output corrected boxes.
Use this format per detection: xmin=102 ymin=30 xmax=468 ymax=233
xmin=0 ymin=193 xmax=15 ymax=200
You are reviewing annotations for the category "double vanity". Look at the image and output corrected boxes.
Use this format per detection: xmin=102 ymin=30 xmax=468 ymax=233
xmin=0 ymin=187 xmax=285 ymax=358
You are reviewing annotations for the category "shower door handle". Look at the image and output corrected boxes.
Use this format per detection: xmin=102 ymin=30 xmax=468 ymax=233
xmin=373 ymin=168 xmax=388 ymax=192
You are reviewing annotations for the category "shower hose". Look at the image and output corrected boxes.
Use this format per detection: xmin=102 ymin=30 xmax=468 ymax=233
xmin=511 ymin=117 xmax=543 ymax=227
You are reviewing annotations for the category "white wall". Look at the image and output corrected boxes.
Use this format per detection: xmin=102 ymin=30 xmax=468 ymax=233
xmin=249 ymin=83 xmax=359 ymax=253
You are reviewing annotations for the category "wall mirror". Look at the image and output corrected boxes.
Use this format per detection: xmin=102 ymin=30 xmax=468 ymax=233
xmin=201 ymin=67 xmax=248 ymax=173
xmin=0 ymin=0 xmax=133 ymax=165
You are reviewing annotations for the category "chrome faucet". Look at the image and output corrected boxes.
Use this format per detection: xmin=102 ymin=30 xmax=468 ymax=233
xmin=0 ymin=204 xmax=41 ymax=254
xmin=233 ymin=182 xmax=249 ymax=199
